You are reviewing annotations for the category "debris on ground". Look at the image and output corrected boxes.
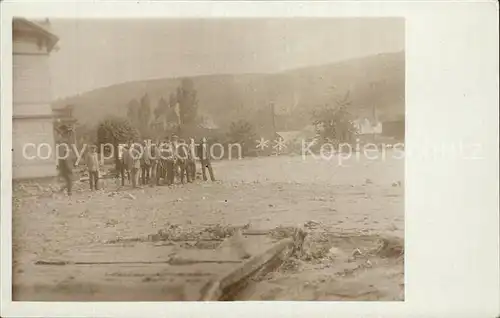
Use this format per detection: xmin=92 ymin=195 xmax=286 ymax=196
xmin=108 ymin=223 xmax=254 ymax=244
xmin=105 ymin=219 xmax=119 ymax=227
xmin=304 ymin=220 xmax=322 ymax=230
xmin=370 ymin=237 xmax=404 ymax=258
xmin=218 ymin=229 xmax=252 ymax=259
xmin=125 ymin=193 xmax=136 ymax=200
xmin=268 ymin=226 xmax=297 ymax=240
xmin=300 ymin=233 xmax=331 ymax=261
xmin=387 ymin=223 xmax=399 ymax=231
xmin=352 ymin=248 xmax=363 ymax=257
xmin=279 ymin=256 xmax=303 ymax=272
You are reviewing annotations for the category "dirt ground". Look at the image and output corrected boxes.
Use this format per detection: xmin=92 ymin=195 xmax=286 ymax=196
xmin=12 ymin=152 xmax=404 ymax=301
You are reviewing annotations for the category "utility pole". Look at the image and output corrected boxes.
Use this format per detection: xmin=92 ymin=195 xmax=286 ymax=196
xmin=270 ymin=102 xmax=276 ymax=135
xmin=370 ymin=81 xmax=377 ymax=143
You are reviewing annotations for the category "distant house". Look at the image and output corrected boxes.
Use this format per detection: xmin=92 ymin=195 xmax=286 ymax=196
xmin=13 ymin=18 xmax=60 ymax=179
xmin=381 ymin=114 xmax=405 ymax=141
xmin=275 ymin=125 xmax=316 ymax=154
xmin=353 ymin=117 xmax=382 ymax=135
xmin=276 ymin=125 xmax=316 ymax=143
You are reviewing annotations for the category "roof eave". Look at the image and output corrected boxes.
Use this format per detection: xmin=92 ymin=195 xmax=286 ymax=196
xmin=13 ymin=17 xmax=59 ymax=53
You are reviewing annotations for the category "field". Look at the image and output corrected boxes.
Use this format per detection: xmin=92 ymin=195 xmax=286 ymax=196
xmin=12 ymin=152 xmax=404 ymax=300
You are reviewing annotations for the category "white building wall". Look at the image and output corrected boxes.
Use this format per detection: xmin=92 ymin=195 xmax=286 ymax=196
xmin=12 ymin=33 xmax=58 ymax=179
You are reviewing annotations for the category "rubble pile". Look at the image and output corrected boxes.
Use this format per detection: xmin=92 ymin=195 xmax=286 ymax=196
xmin=368 ymin=236 xmax=404 ymax=259
xmin=300 ymin=232 xmax=332 ymax=261
xmin=268 ymin=226 xmax=298 ymax=240
xmin=107 ymin=223 xmax=253 ymax=244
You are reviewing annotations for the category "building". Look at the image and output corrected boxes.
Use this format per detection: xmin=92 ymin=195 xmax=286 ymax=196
xmin=275 ymin=126 xmax=316 ymax=155
xmin=381 ymin=114 xmax=405 ymax=141
xmin=353 ymin=117 xmax=382 ymax=135
xmin=12 ymin=18 xmax=60 ymax=179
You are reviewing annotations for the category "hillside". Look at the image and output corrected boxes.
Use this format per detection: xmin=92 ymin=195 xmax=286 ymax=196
xmin=52 ymin=51 xmax=404 ymax=131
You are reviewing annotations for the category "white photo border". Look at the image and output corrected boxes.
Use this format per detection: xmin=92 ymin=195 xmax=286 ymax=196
xmin=1 ymin=1 xmax=499 ymax=317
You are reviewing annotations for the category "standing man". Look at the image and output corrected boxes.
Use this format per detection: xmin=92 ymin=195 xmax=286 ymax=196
xmin=157 ymin=139 xmax=167 ymax=186
xmin=197 ymin=137 xmax=216 ymax=182
xmin=57 ymin=141 xmax=75 ymax=196
xmin=129 ymin=142 xmax=141 ymax=188
xmin=176 ymin=139 xmax=190 ymax=184
xmin=121 ymin=144 xmax=132 ymax=186
xmin=158 ymin=137 xmax=173 ymax=186
xmin=116 ymin=144 xmax=127 ymax=186
xmin=171 ymin=135 xmax=180 ymax=182
xmin=149 ymin=141 xmax=160 ymax=187
xmin=140 ymin=140 xmax=151 ymax=185
xmin=187 ymin=138 xmax=197 ymax=182
xmin=85 ymin=145 xmax=100 ymax=191
xmin=165 ymin=137 xmax=176 ymax=185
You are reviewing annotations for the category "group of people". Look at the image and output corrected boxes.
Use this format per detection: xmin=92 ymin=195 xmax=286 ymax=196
xmin=57 ymin=134 xmax=216 ymax=196
xmin=116 ymin=135 xmax=216 ymax=188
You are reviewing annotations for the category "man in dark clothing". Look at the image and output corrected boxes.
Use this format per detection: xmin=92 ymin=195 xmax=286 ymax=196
xmin=149 ymin=142 xmax=160 ymax=187
xmin=85 ymin=145 xmax=100 ymax=191
xmin=118 ymin=144 xmax=131 ymax=186
xmin=140 ymin=141 xmax=151 ymax=185
xmin=176 ymin=139 xmax=191 ymax=184
xmin=158 ymin=138 xmax=175 ymax=186
xmin=197 ymin=137 xmax=216 ymax=182
xmin=165 ymin=139 xmax=176 ymax=185
xmin=57 ymin=143 xmax=74 ymax=196
xmin=117 ymin=155 xmax=127 ymax=186
xmin=187 ymin=138 xmax=197 ymax=182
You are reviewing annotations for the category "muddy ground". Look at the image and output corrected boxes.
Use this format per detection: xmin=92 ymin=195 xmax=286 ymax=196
xmin=12 ymin=153 xmax=404 ymax=301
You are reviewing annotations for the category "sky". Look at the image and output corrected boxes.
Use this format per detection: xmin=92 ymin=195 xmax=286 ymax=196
xmin=48 ymin=18 xmax=404 ymax=99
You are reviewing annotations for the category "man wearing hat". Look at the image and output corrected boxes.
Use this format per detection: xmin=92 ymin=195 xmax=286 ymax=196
xmin=149 ymin=141 xmax=161 ymax=186
xmin=85 ymin=144 xmax=100 ymax=191
xmin=187 ymin=138 xmax=197 ymax=182
xmin=140 ymin=140 xmax=152 ymax=185
xmin=120 ymin=143 xmax=132 ymax=186
xmin=158 ymin=136 xmax=175 ymax=186
xmin=57 ymin=138 xmax=75 ymax=196
xmin=176 ymin=138 xmax=191 ymax=184
xmin=128 ymin=141 xmax=142 ymax=188
xmin=169 ymin=134 xmax=180 ymax=184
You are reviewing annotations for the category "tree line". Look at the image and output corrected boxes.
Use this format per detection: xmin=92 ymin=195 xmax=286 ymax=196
xmin=92 ymin=78 xmax=358 ymax=166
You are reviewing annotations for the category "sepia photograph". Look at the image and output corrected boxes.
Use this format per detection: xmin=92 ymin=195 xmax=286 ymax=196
xmin=10 ymin=17 xmax=405 ymax=301
xmin=2 ymin=1 xmax=499 ymax=317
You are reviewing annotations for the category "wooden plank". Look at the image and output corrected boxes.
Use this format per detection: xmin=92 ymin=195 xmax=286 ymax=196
xmin=199 ymin=238 xmax=295 ymax=300
xmin=34 ymin=259 xmax=243 ymax=266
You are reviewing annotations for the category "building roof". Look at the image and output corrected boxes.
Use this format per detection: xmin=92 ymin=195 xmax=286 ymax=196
xmin=380 ymin=113 xmax=405 ymax=122
xmin=277 ymin=125 xmax=316 ymax=143
xmin=12 ymin=17 xmax=59 ymax=52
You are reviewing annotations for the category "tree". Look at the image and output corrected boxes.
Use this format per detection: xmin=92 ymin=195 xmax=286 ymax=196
xmin=97 ymin=116 xmax=140 ymax=167
xmin=311 ymin=91 xmax=356 ymax=145
xmin=154 ymin=97 xmax=168 ymax=119
xmin=74 ymin=123 xmax=97 ymax=149
xmin=227 ymin=120 xmax=256 ymax=157
xmin=169 ymin=92 xmax=177 ymax=108
xmin=127 ymin=99 xmax=140 ymax=126
xmin=176 ymin=78 xmax=198 ymax=126
xmin=136 ymin=94 xmax=152 ymax=138
xmin=139 ymin=94 xmax=151 ymax=126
